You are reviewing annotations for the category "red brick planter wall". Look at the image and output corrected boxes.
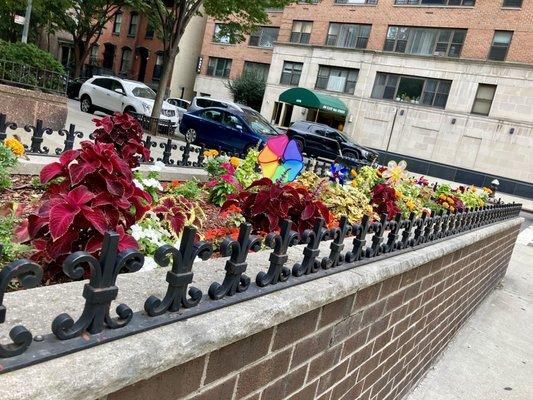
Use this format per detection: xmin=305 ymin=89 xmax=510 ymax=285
xmin=108 ymin=225 xmax=520 ymax=400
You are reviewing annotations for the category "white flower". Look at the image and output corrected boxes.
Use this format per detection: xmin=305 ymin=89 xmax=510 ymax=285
xmin=130 ymin=224 xmax=144 ymax=241
xmin=133 ymin=179 xmax=144 ymax=190
xmin=150 ymin=161 xmax=165 ymax=172
xmin=143 ymin=178 xmax=164 ymax=191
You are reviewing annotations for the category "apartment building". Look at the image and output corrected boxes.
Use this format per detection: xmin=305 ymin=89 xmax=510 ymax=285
xmin=195 ymin=0 xmax=533 ymax=197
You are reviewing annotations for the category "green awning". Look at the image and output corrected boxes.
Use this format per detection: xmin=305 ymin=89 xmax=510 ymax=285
xmin=279 ymin=87 xmax=348 ymax=116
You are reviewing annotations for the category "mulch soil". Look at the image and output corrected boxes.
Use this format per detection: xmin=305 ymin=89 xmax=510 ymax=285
xmin=0 ymin=175 xmax=44 ymax=218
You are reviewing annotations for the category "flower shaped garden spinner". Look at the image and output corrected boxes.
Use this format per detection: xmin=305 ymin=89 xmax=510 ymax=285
xmin=258 ymin=134 xmax=304 ymax=183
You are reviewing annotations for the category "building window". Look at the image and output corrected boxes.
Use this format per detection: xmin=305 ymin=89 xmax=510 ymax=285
xmin=249 ymin=27 xmax=279 ymax=48
xmin=334 ymin=0 xmax=378 ymax=4
xmin=502 ymin=0 xmax=522 ymax=7
xmin=371 ymin=72 xmax=452 ymax=108
xmin=145 ymin=22 xmax=155 ymax=39
xmin=290 ymin=21 xmax=313 ymax=44
xmin=315 ymin=65 xmax=359 ymax=94
xmin=207 ymin=57 xmax=232 ymax=78
xmin=280 ymin=61 xmax=303 ymax=86
xmin=112 ymin=12 xmax=122 ymax=35
xmin=213 ymin=23 xmax=234 ymax=44
xmin=326 ymin=23 xmax=371 ymax=49
xmin=128 ymin=12 xmax=139 ymax=37
xmin=384 ymin=26 xmax=466 ymax=58
xmin=152 ymin=52 xmax=164 ymax=81
xmin=89 ymin=45 xmax=99 ymax=65
xmin=488 ymin=31 xmax=512 ymax=61
xmin=394 ymin=0 xmax=475 ymax=5
xmin=471 ymin=84 xmax=496 ymax=116
xmin=243 ymin=61 xmax=270 ymax=81
xmin=120 ymin=48 xmax=132 ymax=75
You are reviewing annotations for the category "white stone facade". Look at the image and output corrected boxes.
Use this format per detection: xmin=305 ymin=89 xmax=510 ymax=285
xmin=261 ymin=44 xmax=533 ymax=184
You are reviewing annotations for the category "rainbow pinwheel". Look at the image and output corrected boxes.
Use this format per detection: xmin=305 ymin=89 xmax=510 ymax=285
xmin=258 ymin=134 xmax=304 ymax=183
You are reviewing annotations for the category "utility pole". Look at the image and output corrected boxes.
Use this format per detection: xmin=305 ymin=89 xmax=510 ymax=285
xmin=21 ymin=0 xmax=33 ymax=44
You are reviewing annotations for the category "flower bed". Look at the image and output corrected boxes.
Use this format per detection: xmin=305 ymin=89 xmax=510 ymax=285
xmin=0 ymin=113 xmax=494 ymax=285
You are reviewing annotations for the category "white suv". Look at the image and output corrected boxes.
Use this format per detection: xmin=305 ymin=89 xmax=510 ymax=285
xmin=79 ymin=76 xmax=179 ymax=127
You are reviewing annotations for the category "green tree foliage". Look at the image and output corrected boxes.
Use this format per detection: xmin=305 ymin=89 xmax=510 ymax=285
xmin=135 ymin=0 xmax=302 ymax=124
xmin=226 ymin=72 xmax=266 ymax=111
xmin=0 ymin=39 xmax=64 ymax=73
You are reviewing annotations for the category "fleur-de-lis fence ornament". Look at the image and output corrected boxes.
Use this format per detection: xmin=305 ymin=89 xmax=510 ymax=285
xmin=178 ymin=143 xmax=192 ymax=166
xmin=142 ymin=135 xmax=157 ymax=162
xmin=145 ymin=227 xmax=211 ymax=316
xmin=382 ymin=213 xmax=402 ymax=253
xmin=399 ymin=212 xmax=416 ymax=249
xmin=56 ymin=123 xmax=83 ymax=155
xmin=209 ymin=223 xmax=261 ymax=300
xmin=256 ymin=219 xmax=299 ymax=287
xmin=52 ymin=232 xmax=144 ymax=340
xmin=159 ymin=138 xmax=177 ymax=165
xmin=366 ymin=214 xmax=387 ymax=258
xmin=421 ymin=215 xmax=435 ymax=244
xmin=410 ymin=212 xmax=427 ymax=246
xmin=292 ymin=218 xmax=328 ymax=277
xmin=345 ymin=215 xmax=370 ymax=263
xmin=322 ymin=216 xmax=351 ymax=269
xmin=0 ymin=259 xmax=42 ymax=358
xmin=25 ymin=120 xmax=53 ymax=154
xmin=0 ymin=113 xmax=17 ymax=142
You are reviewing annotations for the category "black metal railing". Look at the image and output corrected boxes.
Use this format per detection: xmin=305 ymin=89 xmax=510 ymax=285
xmin=0 ymin=113 xmax=335 ymax=176
xmin=0 ymin=59 xmax=68 ymax=95
xmin=0 ymin=203 xmax=522 ymax=372
xmin=132 ymin=112 xmax=177 ymax=137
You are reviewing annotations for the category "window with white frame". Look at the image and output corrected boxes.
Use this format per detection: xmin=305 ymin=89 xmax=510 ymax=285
xmin=371 ymin=72 xmax=452 ymax=108
xmin=249 ymin=27 xmax=279 ymax=48
xmin=395 ymin=0 xmax=474 ymax=5
xmin=471 ymin=84 xmax=496 ymax=116
xmin=384 ymin=26 xmax=466 ymax=57
xmin=315 ymin=66 xmax=359 ymax=94
xmin=290 ymin=21 xmax=313 ymax=44
xmin=326 ymin=23 xmax=371 ymax=49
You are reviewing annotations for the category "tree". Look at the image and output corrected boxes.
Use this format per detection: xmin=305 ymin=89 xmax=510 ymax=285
xmin=50 ymin=0 xmax=131 ymax=77
xmin=137 ymin=0 xmax=300 ymax=123
xmin=226 ymin=72 xmax=266 ymax=111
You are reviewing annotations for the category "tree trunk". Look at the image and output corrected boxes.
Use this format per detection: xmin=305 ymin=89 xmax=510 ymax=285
xmin=149 ymin=45 xmax=179 ymax=132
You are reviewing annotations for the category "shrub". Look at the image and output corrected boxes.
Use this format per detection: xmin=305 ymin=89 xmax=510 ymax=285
xmin=92 ymin=113 xmax=150 ymax=168
xmin=26 ymin=141 xmax=151 ymax=279
xmin=0 ymin=40 xmax=65 ymax=74
xmin=225 ymin=71 xmax=266 ymax=111
xmin=222 ymin=178 xmax=332 ymax=234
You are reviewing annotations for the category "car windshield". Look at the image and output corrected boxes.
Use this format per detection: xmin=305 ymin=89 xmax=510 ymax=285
xmin=132 ymin=86 xmax=156 ymax=100
xmin=242 ymin=109 xmax=278 ymax=136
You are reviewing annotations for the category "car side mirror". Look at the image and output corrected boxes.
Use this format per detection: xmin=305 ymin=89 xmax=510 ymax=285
xmin=114 ymin=88 xmax=125 ymax=95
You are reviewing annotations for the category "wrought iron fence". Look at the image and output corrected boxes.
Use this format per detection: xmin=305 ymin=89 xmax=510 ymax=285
xmin=0 ymin=59 xmax=68 ymax=95
xmin=0 ymin=113 xmax=334 ymax=176
xmin=0 ymin=203 xmax=522 ymax=373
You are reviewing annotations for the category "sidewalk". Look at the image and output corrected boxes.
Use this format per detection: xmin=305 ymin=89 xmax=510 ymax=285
xmin=406 ymin=215 xmax=533 ymax=400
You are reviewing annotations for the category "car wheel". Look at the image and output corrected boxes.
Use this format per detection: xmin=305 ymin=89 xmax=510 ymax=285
xmin=343 ymin=150 xmax=360 ymax=160
xmin=185 ymin=128 xmax=197 ymax=144
xmin=80 ymin=96 xmax=93 ymax=114
xmin=294 ymin=138 xmax=304 ymax=152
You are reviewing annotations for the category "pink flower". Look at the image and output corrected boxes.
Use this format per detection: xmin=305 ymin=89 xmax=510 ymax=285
xmin=221 ymin=174 xmax=236 ymax=184
xmin=206 ymin=180 xmax=218 ymax=188
xmin=221 ymin=162 xmax=236 ymax=175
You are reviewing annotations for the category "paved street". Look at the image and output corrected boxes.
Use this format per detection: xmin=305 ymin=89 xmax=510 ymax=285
xmin=407 ymin=211 xmax=533 ymax=400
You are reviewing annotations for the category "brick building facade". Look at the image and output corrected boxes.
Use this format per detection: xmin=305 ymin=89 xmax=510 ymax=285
xmin=194 ymin=1 xmax=533 ymax=193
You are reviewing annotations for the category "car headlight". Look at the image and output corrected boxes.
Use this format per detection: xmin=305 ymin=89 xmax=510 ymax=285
xmin=141 ymin=102 xmax=152 ymax=113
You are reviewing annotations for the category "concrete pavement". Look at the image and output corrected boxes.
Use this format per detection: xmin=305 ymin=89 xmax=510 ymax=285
xmin=406 ymin=212 xmax=533 ymax=400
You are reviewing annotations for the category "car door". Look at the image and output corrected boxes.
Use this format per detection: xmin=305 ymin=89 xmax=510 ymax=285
xmin=306 ymin=127 xmax=330 ymax=157
xmin=90 ymin=78 xmax=113 ymax=110
xmin=195 ymin=109 xmax=226 ymax=148
xmin=107 ymin=79 xmax=126 ymax=112
xmin=221 ymin=112 xmax=249 ymax=153
xmin=323 ymin=130 xmax=343 ymax=159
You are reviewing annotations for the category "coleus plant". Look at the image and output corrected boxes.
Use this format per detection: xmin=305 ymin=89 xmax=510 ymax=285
xmin=92 ymin=112 xmax=150 ymax=168
xmin=371 ymin=183 xmax=400 ymax=219
xmin=26 ymin=141 xmax=151 ymax=280
xmin=152 ymin=195 xmax=205 ymax=238
xmin=222 ymin=177 xmax=332 ymax=234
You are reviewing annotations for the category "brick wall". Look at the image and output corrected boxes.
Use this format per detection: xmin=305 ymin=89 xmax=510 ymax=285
xmin=107 ymin=224 xmax=520 ymax=400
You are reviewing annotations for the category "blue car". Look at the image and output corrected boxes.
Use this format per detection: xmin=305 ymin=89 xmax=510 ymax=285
xmin=179 ymin=106 xmax=279 ymax=154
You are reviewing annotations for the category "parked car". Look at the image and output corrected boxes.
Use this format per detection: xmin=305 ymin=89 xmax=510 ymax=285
xmin=187 ymin=96 xmax=242 ymax=113
xmin=179 ymin=106 xmax=279 ymax=154
xmin=166 ymin=97 xmax=190 ymax=119
xmin=78 ymin=76 xmax=179 ymax=127
xmin=66 ymin=78 xmax=87 ymax=99
xmin=286 ymin=121 xmax=378 ymax=165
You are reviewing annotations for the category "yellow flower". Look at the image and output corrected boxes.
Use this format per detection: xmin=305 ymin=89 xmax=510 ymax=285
xmin=350 ymin=169 xmax=357 ymax=178
xmin=395 ymin=189 xmax=403 ymax=199
xmin=483 ymin=187 xmax=492 ymax=194
xmin=4 ymin=137 xmax=25 ymax=157
xmin=230 ymin=156 xmax=241 ymax=168
xmin=406 ymin=199 xmax=415 ymax=211
xmin=203 ymin=149 xmax=219 ymax=158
